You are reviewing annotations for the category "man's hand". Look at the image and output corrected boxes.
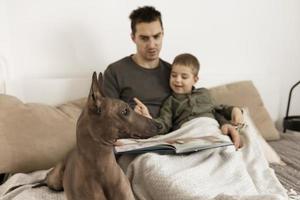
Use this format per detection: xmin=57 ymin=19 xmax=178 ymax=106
xmin=231 ymin=107 xmax=243 ymax=125
xmin=221 ymin=124 xmax=243 ymax=150
xmin=133 ymin=97 xmax=152 ymax=119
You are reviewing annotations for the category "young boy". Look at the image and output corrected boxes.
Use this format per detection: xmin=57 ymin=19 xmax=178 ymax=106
xmin=134 ymin=53 xmax=243 ymax=149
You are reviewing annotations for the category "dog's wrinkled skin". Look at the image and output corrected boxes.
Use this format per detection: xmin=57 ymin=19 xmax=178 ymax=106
xmin=45 ymin=72 xmax=159 ymax=200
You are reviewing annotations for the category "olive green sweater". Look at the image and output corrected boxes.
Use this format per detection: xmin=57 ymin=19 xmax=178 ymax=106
xmin=154 ymin=88 xmax=234 ymax=134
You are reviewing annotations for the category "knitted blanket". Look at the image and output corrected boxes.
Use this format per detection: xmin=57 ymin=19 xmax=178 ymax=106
xmin=0 ymin=170 xmax=65 ymax=200
xmin=118 ymin=117 xmax=291 ymax=200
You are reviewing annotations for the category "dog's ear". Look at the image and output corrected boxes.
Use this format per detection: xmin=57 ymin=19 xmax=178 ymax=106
xmin=88 ymin=72 xmax=104 ymax=111
xmin=97 ymin=72 xmax=105 ymax=97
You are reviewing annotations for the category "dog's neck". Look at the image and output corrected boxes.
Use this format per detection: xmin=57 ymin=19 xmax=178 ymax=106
xmin=76 ymin=127 xmax=118 ymax=164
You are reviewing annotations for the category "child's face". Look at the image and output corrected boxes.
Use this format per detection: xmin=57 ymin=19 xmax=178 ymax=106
xmin=170 ymin=64 xmax=198 ymax=94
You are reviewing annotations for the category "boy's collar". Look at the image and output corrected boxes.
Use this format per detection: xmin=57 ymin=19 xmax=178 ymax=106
xmin=172 ymin=86 xmax=197 ymax=98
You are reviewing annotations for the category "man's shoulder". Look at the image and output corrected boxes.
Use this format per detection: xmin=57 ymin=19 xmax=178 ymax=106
xmin=159 ymin=58 xmax=171 ymax=69
xmin=106 ymin=56 xmax=171 ymax=72
xmin=107 ymin=56 xmax=132 ymax=70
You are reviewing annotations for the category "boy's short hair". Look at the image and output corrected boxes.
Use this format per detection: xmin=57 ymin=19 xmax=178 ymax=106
xmin=129 ymin=6 xmax=163 ymax=35
xmin=172 ymin=53 xmax=200 ymax=76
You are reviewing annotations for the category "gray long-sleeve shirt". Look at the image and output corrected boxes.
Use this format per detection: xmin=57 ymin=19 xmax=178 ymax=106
xmin=103 ymin=55 xmax=171 ymax=117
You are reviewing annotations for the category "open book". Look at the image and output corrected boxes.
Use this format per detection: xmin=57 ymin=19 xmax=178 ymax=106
xmin=114 ymin=135 xmax=233 ymax=155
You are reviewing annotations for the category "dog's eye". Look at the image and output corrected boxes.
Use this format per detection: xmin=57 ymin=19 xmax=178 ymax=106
xmin=121 ymin=108 xmax=130 ymax=116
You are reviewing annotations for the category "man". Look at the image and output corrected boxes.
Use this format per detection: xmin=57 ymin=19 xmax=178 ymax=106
xmin=103 ymin=6 xmax=242 ymax=147
xmin=103 ymin=6 xmax=171 ymax=118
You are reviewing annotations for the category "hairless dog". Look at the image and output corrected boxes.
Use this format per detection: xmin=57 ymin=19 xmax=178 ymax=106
xmin=41 ymin=72 xmax=159 ymax=200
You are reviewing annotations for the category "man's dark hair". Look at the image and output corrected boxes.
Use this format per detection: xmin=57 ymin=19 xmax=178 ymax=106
xmin=129 ymin=6 xmax=163 ymax=35
xmin=172 ymin=53 xmax=200 ymax=76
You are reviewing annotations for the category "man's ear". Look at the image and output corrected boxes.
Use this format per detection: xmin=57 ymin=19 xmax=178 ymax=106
xmin=131 ymin=33 xmax=136 ymax=43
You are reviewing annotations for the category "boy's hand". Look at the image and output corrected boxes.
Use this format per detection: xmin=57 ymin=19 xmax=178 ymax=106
xmin=221 ymin=124 xmax=243 ymax=150
xmin=133 ymin=97 xmax=152 ymax=119
xmin=231 ymin=107 xmax=243 ymax=125
xmin=113 ymin=140 xmax=124 ymax=146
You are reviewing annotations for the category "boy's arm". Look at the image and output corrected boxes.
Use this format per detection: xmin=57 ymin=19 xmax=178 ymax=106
xmin=154 ymin=97 xmax=173 ymax=134
xmin=134 ymin=97 xmax=173 ymax=134
xmin=133 ymin=98 xmax=152 ymax=118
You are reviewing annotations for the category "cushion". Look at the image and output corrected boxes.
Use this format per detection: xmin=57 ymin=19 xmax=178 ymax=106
xmin=209 ymin=80 xmax=280 ymax=141
xmin=0 ymin=94 xmax=86 ymax=173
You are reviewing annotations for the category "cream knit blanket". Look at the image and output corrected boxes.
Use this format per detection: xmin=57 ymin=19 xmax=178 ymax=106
xmin=118 ymin=116 xmax=290 ymax=200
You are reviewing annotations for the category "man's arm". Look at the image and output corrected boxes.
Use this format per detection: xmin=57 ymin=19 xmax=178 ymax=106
xmin=214 ymin=105 xmax=243 ymax=125
xmin=210 ymin=91 xmax=243 ymax=125
xmin=231 ymin=107 xmax=244 ymax=125
xmin=221 ymin=123 xmax=243 ymax=150
xmin=208 ymin=92 xmax=243 ymax=149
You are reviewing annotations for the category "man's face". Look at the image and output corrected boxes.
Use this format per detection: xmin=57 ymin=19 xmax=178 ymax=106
xmin=131 ymin=20 xmax=163 ymax=62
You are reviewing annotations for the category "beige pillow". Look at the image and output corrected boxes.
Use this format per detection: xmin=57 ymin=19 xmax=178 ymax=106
xmin=209 ymin=80 xmax=280 ymax=141
xmin=0 ymin=95 xmax=86 ymax=173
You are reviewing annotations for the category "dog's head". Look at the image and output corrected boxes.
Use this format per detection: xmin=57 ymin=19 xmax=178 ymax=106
xmin=78 ymin=72 xmax=159 ymax=145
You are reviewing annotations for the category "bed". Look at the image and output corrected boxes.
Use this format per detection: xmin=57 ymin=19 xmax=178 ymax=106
xmin=269 ymin=132 xmax=300 ymax=194
xmin=0 ymin=68 xmax=299 ymax=199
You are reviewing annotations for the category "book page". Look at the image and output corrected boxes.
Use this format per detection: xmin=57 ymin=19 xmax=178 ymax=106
xmin=115 ymin=135 xmax=232 ymax=154
xmin=115 ymin=140 xmax=176 ymax=153
xmin=114 ymin=117 xmax=234 ymax=154
xmin=170 ymin=136 xmax=233 ymax=154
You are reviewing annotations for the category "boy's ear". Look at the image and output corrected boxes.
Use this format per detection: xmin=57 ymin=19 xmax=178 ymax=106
xmin=194 ymin=75 xmax=199 ymax=83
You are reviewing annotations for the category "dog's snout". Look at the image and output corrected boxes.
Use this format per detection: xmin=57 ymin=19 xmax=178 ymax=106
xmin=145 ymin=120 xmax=161 ymax=134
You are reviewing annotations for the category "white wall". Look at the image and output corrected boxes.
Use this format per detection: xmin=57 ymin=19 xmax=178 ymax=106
xmin=0 ymin=0 xmax=300 ymax=129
